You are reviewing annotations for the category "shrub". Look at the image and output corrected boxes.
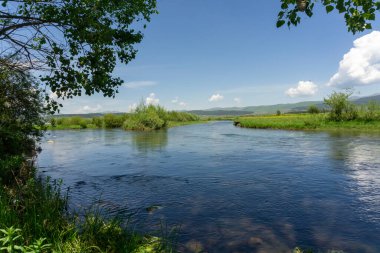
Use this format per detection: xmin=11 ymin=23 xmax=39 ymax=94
xmin=103 ymin=114 xmax=125 ymax=128
xmin=307 ymin=105 xmax=320 ymax=114
xmin=92 ymin=117 xmax=104 ymax=128
xmin=324 ymin=90 xmax=358 ymax=121
xmin=362 ymin=100 xmax=380 ymax=121
xmin=50 ymin=118 xmax=57 ymax=127
xmin=124 ymin=104 xmax=166 ymax=131
xmin=167 ymin=111 xmax=199 ymax=122
xmin=123 ymin=103 xmax=199 ymax=131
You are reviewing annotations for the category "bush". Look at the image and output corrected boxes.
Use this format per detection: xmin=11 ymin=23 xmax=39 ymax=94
xmin=92 ymin=117 xmax=104 ymax=128
xmin=324 ymin=90 xmax=358 ymax=121
xmin=167 ymin=111 xmax=199 ymax=122
xmin=307 ymin=105 xmax=320 ymax=114
xmin=362 ymin=100 xmax=380 ymax=121
xmin=103 ymin=114 xmax=126 ymax=128
xmin=124 ymin=104 xmax=166 ymax=131
xmin=123 ymin=103 xmax=200 ymax=131
xmin=50 ymin=118 xmax=57 ymax=127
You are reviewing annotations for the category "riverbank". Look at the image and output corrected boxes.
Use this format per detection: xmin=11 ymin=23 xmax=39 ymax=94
xmin=47 ymin=119 xmax=210 ymax=130
xmin=0 ymin=158 xmax=175 ymax=252
xmin=234 ymin=113 xmax=380 ymax=131
xmin=47 ymin=105 xmax=205 ymax=131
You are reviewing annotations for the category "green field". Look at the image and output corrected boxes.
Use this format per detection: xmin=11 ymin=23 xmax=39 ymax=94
xmin=234 ymin=113 xmax=380 ymax=132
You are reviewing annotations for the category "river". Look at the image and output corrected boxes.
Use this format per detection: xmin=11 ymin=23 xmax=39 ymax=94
xmin=37 ymin=121 xmax=380 ymax=252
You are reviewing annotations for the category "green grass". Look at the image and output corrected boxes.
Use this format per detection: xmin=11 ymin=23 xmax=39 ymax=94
xmin=47 ymin=105 xmax=202 ymax=131
xmin=234 ymin=113 xmax=380 ymax=132
xmin=0 ymin=158 xmax=177 ymax=252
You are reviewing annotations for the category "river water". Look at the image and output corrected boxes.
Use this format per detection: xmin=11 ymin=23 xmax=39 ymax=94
xmin=37 ymin=121 xmax=380 ymax=252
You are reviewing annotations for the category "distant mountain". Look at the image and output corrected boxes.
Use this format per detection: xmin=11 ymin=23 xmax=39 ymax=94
xmin=187 ymin=110 xmax=252 ymax=116
xmin=189 ymin=94 xmax=380 ymax=116
xmin=353 ymin=94 xmax=380 ymax=104
xmin=55 ymin=94 xmax=380 ymax=117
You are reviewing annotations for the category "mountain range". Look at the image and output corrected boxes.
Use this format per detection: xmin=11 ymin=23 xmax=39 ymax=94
xmin=188 ymin=94 xmax=380 ymax=116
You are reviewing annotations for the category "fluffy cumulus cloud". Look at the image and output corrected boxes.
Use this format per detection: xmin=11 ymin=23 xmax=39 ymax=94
xmin=77 ymin=104 xmax=103 ymax=113
xmin=285 ymin=81 xmax=318 ymax=97
xmin=171 ymin=97 xmax=187 ymax=107
xmin=146 ymin=93 xmax=159 ymax=105
xmin=124 ymin=81 xmax=157 ymax=89
xmin=328 ymin=31 xmax=380 ymax=87
xmin=209 ymin=93 xmax=224 ymax=102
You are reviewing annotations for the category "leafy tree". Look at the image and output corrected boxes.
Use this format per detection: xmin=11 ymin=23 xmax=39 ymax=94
xmin=324 ymin=90 xmax=358 ymax=121
xmin=0 ymin=0 xmax=157 ymax=112
xmin=0 ymin=64 xmax=45 ymax=159
xmin=307 ymin=104 xmax=320 ymax=114
xmin=278 ymin=0 xmax=380 ymax=34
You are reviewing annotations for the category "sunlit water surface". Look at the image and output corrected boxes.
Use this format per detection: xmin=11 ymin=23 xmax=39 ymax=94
xmin=38 ymin=121 xmax=380 ymax=252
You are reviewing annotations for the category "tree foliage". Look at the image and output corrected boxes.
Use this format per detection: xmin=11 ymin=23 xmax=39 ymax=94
xmin=0 ymin=64 xmax=45 ymax=158
xmin=324 ymin=90 xmax=358 ymax=121
xmin=0 ymin=0 xmax=157 ymax=111
xmin=278 ymin=0 xmax=380 ymax=34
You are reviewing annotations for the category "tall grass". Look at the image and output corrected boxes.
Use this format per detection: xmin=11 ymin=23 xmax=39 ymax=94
xmin=122 ymin=104 xmax=201 ymax=131
xmin=235 ymin=110 xmax=380 ymax=131
xmin=49 ymin=105 xmax=201 ymax=131
xmin=0 ymin=158 xmax=176 ymax=252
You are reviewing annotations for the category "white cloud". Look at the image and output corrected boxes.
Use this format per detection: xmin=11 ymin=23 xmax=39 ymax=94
xmin=328 ymin=31 xmax=380 ymax=87
xmin=171 ymin=97 xmax=187 ymax=107
xmin=233 ymin=97 xmax=241 ymax=104
xmin=128 ymin=103 xmax=137 ymax=112
xmin=124 ymin=81 xmax=157 ymax=89
xmin=146 ymin=93 xmax=159 ymax=105
xmin=286 ymin=81 xmax=318 ymax=97
xmin=77 ymin=104 xmax=103 ymax=113
xmin=209 ymin=93 xmax=224 ymax=102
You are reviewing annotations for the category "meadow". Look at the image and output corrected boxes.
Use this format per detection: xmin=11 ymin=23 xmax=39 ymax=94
xmin=235 ymin=97 xmax=380 ymax=132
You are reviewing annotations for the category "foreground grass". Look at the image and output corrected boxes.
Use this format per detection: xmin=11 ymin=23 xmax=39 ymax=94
xmin=0 ymin=158 xmax=176 ymax=252
xmin=234 ymin=113 xmax=380 ymax=132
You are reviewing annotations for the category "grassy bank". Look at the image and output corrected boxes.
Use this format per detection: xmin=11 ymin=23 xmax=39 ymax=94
xmin=234 ymin=113 xmax=380 ymax=131
xmin=0 ymin=157 xmax=176 ymax=252
xmin=48 ymin=105 xmax=203 ymax=131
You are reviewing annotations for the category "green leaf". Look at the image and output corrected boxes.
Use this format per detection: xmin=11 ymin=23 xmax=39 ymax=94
xmin=276 ymin=20 xmax=286 ymax=28
xmin=326 ymin=5 xmax=334 ymax=13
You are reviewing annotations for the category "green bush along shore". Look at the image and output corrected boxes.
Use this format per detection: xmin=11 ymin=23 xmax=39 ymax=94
xmin=48 ymin=104 xmax=202 ymax=131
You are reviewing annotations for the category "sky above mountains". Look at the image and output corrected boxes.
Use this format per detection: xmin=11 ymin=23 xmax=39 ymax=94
xmin=58 ymin=0 xmax=380 ymax=114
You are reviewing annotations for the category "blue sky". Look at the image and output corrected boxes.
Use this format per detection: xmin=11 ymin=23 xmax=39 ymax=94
xmin=59 ymin=0 xmax=380 ymax=114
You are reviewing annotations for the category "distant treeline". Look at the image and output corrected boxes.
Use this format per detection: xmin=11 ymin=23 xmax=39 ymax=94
xmin=49 ymin=104 xmax=201 ymax=131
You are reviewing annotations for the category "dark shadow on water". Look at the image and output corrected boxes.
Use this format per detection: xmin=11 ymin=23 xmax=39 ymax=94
xmin=131 ymin=129 xmax=168 ymax=153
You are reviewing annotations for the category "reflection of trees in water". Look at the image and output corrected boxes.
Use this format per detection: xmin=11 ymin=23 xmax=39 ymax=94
xmin=327 ymin=131 xmax=380 ymax=224
xmin=327 ymin=131 xmax=380 ymax=162
xmin=132 ymin=130 xmax=168 ymax=152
